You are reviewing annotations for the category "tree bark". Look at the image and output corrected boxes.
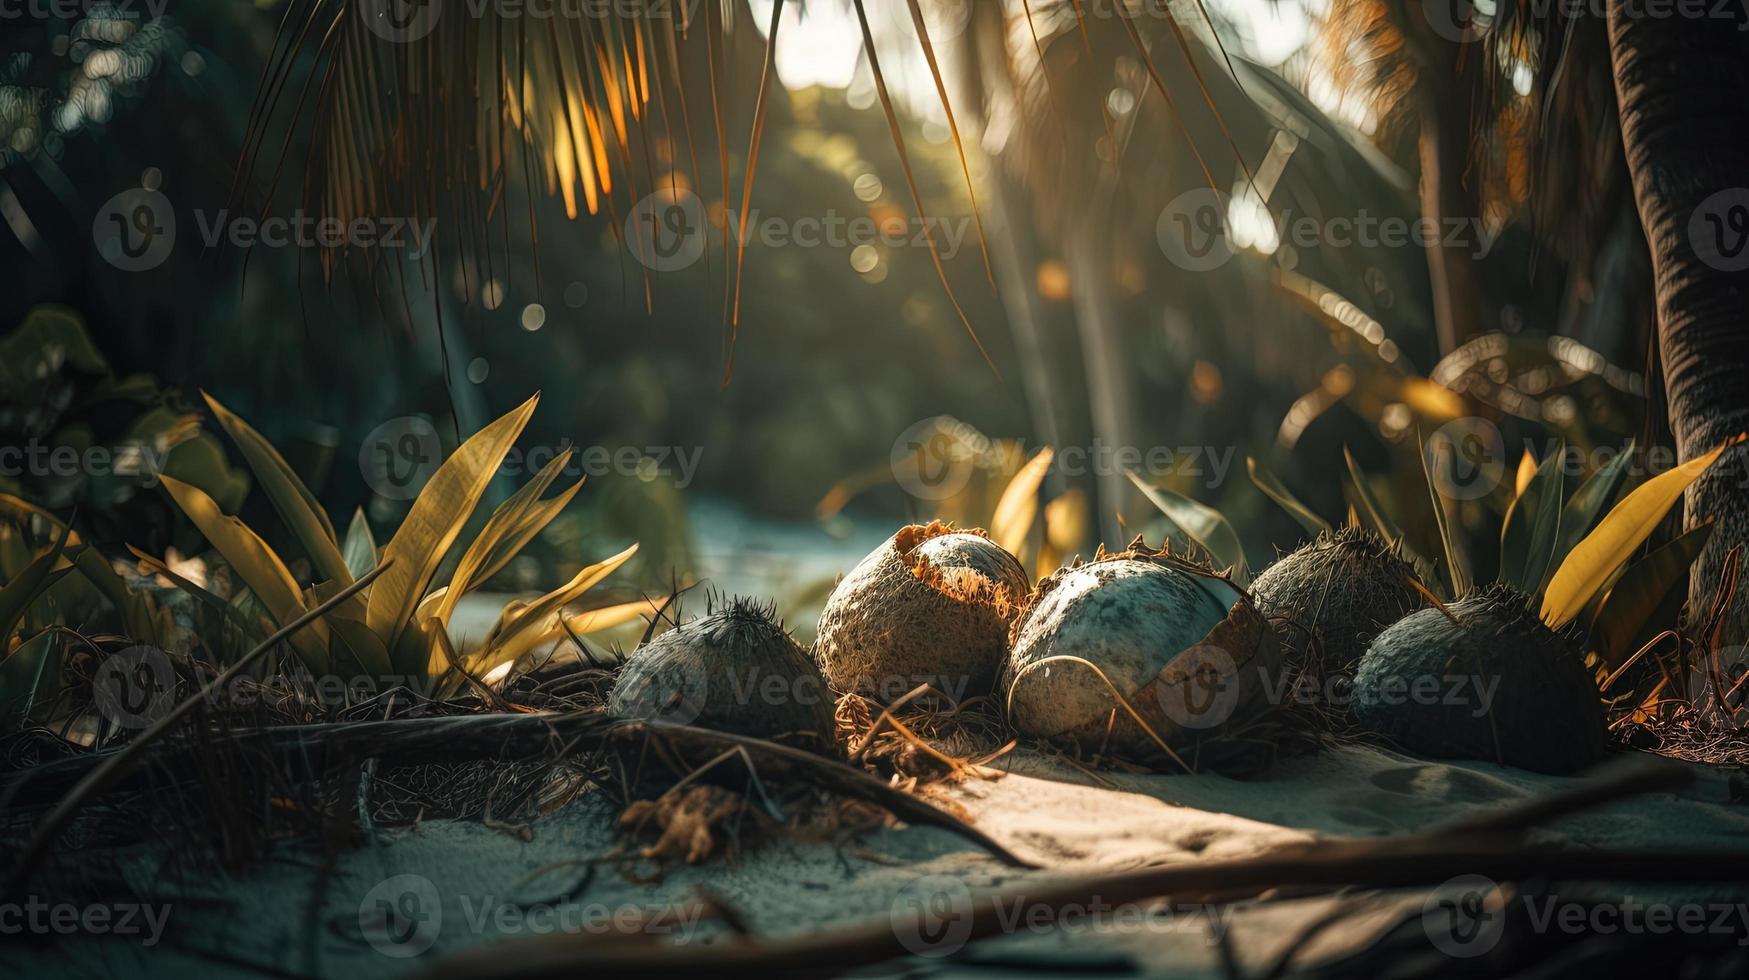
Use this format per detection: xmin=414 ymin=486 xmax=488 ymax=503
xmin=1608 ymin=7 xmax=1749 ymax=645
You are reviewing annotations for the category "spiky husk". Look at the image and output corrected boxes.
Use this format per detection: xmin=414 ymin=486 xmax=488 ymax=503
xmin=1351 ymin=584 xmax=1607 ymax=775
xmin=609 ymin=598 xmax=837 ymax=752
xmin=1250 ymin=527 xmax=1428 ymax=681
xmin=1002 ymin=539 xmax=1282 ymax=768
xmin=813 ymin=523 xmax=1028 ymax=703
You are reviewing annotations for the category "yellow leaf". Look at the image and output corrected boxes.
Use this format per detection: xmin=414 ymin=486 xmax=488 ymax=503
xmin=433 ymin=450 xmax=582 ymax=629
xmin=367 ymin=394 xmax=539 ymax=649
xmin=160 ymin=475 xmax=329 ymax=669
xmin=563 ymin=597 xmax=660 ymax=635
xmin=1541 ymin=436 xmax=1742 ymax=627
xmin=1514 ymin=449 xmax=1536 ymax=500
xmin=202 ymin=392 xmax=349 ymax=586
xmin=989 ymin=447 xmax=1052 ymax=555
xmin=465 ymin=543 xmax=638 ymax=676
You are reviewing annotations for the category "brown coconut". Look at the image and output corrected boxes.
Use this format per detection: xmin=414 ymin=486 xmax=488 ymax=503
xmin=1003 ymin=539 xmax=1281 ymax=768
xmin=814 ymin=522 xmax=1028 ymax=704
xmin=1249 ymin=526 xmax=1428 ymax=682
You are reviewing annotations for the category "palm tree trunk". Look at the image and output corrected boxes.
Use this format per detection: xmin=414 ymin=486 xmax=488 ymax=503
xmin=1608 ymin=8 xmax=1749 ymax=644
xmin=1066 ymin=226 xmax=1132 ymax=548
xmin=1418 ymin=94 xmax=1486 ymax=355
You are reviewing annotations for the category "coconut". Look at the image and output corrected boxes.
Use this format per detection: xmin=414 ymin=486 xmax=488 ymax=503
xmin=608 ymin=598 xmax=836 ymax=752
xmin=1003 ymin=539 xmax=1282 ymax=767
xmin=814 ymin=522 xmax=1028 ymax=703
xmin=1351 ymin=584 xmax=1607 ymax=774
xmin=1250 ymin=527 xmax=1428 ymax=681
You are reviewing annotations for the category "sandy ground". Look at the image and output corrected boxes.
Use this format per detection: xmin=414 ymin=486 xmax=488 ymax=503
xmin=15 ymin=741 xmax=1749 ymax=979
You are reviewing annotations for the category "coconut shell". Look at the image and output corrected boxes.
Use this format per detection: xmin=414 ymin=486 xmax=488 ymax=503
xmin=1003 ymin=540 xmax=1282 ymax=768
xmin=1250 ymin=527 xmax=1427 ymax=679
xmin=814 ymin=523 xmax=1028 ymax=703
xmin=609 ymin=599 xmax=837 ymax=752
xmin=1351 ymin=584 xmax=1607 ymax=774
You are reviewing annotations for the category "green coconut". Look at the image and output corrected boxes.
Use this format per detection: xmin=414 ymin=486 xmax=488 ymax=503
xmin=814 ymin=522 xmax=1029 ymax=703
xmin=1250 ymin=527 xmax=1428 ymax=680
xmin=1003 ymin=539 xmax=1282 ymax=766
xmin=1351 ymin=584 xmax=1607 ymax=774
xmin=608 ymin=598 xmax=836 ymax=751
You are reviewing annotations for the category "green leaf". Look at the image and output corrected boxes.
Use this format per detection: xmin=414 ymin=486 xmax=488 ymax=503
xmin=1123 ymin=468 xmax=1246 ymax=580
xmin=1343 ymin=446 xmax=1404 ymax=548
xmin=367 ymin=394 xmax=540 ymax=651
xmin=0 ymin=632 xmax=63 ymax=731
xmin=342 ymin=508 xmax=378 ymax=579
xmin=1543 ymin=437 xmax=1739 ymax=627
xmin=1247 ymin=457 xmax=1331 ymax=537
xmin=0 ymin=520 xmax=74 ymax=642
xmin=1591 ymin=522 xmax=1715 ymax=669
xmin=1520 ymin=444 xmax=1566 ymax=592
xmin=1418 ymin=429 xmax=1471 ymax=596
xmin=202 ymin=392 xmax=349 ymax=587
xmin=0 ymin=306 xmax=107 ymax=396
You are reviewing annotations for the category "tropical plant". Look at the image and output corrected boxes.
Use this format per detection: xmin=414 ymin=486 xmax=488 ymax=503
xmin=139 ymin=393 xmax=644 ymax=698
xmin=1248 ymin=432 xmax=1740 ymax=703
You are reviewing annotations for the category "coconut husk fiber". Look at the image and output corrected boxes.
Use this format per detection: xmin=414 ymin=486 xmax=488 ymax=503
xmin=814 ymin=522 xmax=1028 ymax=704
